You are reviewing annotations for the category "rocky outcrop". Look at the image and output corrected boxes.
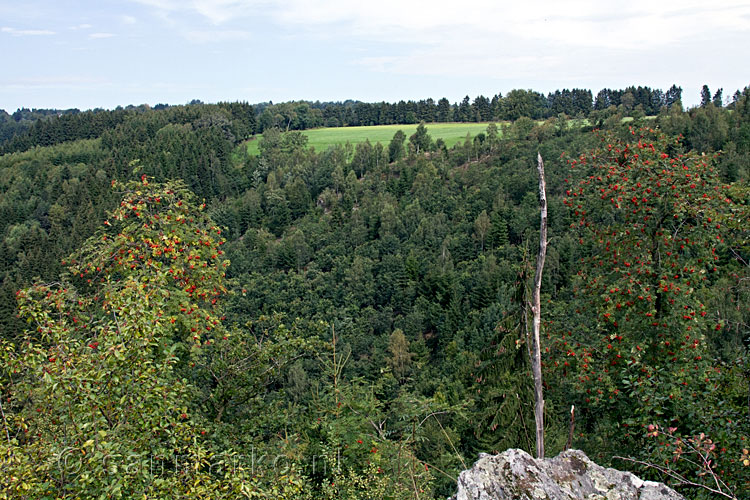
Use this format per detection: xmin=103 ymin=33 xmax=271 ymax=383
xmin=453 ymin=448 xmax=683 ymax=500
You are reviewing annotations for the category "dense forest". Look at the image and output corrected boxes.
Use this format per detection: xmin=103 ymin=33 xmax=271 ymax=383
xmin=0 ymin=85 xmax=748 ymax=499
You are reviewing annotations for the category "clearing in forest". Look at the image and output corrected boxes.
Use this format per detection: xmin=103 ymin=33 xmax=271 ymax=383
xmin=244 ymin=122 xmax=498 ymax=156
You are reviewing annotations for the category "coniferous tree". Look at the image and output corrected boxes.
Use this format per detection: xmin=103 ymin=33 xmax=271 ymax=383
xmin=665 ymin=84 xmax=683 ymax=108
xmin=712 ymin=88 xmax=723 ymax=107
xmin=388 ymin=130 xmax=406 ymax=162
xmin=437 ymin=97 xmax=451 ymax=122
xmin=409 ymin=122 xmax=431 ymax=154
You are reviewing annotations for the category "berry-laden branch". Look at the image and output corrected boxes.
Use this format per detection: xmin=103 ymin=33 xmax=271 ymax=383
xmin=615 ymin=425 xmax=737 ymax=499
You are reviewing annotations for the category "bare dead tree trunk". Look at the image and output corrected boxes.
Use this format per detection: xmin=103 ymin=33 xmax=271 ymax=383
xmin=531 ymin=152 xmax=548 ymax=459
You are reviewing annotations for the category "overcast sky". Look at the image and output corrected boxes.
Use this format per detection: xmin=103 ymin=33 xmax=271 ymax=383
xmin=1 ymin=0 xmax=749 ymax=111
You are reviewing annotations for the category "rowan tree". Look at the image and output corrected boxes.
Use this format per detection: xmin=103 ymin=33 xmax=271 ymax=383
xmin=0 ymin=175 xmax=273 ymax=499
xmin=550 ymin=128 xmax=748 ymax=494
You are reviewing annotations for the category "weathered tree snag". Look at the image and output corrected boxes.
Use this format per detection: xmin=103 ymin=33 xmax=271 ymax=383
xmin=531 ymin=152 xmax=548 ymax=459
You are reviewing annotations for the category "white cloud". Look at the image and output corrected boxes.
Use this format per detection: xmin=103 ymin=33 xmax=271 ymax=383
xmin=266 ymin=0 xmax=750 ymax=48
xmin=129 ymin=0 xmax=750 ymax=48
xmin=183 ymin=29 xmax=253 ymax=42
xmin=132 ymin=0 xmax=268 ymax=24
xmin=122 ymin=15 xmax=137 ymax=24
xmin=270 ymin=0 xmax=750 ymax=80
xmin=131 ymin=0 xmax=182 ymax=11
xmin=1 ymin=26 xmax=55 ymax=36
xmin=89 ymin=32 xmax=115 ymax=39
xmin=69 ymin=23 xmax=92 ymax=30
xmin=190 ymin=0 xmax=267 ymax=24
xmin=127 ymin=0 xmax=750 ymax=84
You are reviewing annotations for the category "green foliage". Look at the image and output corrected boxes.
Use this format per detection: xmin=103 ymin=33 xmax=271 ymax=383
xmin=0 ymin=177 xmax=307 ymax=498
xmin=551 ymin=128 xmax=749 ymax=496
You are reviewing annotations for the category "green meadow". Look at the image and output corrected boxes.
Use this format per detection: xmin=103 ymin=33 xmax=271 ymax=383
xmin=244 ymin=122 xmax=498 ymax=156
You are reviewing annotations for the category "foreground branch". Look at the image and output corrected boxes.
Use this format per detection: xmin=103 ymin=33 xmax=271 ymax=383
xmin=613 ymin=456 xmax=736 ymax=499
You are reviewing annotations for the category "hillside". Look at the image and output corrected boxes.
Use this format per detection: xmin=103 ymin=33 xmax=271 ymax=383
xmin=0 ymin=93 xmax=748 ymax=499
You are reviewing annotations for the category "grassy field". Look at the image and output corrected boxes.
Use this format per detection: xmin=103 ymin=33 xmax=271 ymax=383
xmin=244 ymin=122 xmax=497 ymax=156
xmin=241 ymin=117 xmax=653 ymax=156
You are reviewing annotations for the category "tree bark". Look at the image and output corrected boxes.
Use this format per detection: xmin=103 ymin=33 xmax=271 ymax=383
xmin=532 ymin=152 xmax=548 ymax=459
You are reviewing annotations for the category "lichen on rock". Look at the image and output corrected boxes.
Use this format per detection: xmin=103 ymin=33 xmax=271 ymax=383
xmin=452 ymin=449 xmax=684 ymax=500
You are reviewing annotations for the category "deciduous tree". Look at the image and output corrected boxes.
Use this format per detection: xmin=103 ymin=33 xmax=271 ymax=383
xmin=553 ymin=129 xmax=747 ymax=493
xmin=0 ymin=175 xmax=257 ymax=498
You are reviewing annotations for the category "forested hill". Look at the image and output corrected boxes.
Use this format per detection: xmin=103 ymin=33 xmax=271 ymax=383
xmin=0 ymin=102 xmax=256 ymax=155
xmin=0 ymin=88 xmax=748 ymax=499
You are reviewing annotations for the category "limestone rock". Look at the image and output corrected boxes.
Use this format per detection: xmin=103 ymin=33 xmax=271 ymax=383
xmin=453 ymin=448 xmax=683 ymax=500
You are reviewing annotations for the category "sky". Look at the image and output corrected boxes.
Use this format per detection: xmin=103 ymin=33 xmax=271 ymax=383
xmin=1 ymin=0 xmax=749 ymax=111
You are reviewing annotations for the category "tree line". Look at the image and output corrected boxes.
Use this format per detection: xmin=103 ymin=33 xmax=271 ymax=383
xmin=4 ymin=83 xmax=746 ymax=154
